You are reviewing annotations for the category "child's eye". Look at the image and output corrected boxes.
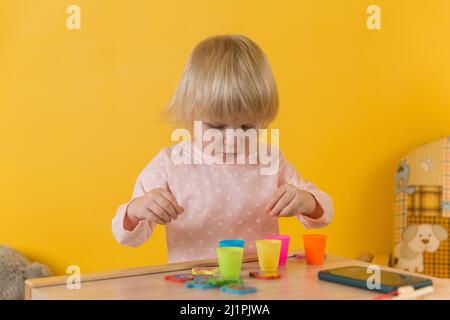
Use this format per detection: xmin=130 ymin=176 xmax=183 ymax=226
xmin=205 ymin=123 xmax=225 ymax=129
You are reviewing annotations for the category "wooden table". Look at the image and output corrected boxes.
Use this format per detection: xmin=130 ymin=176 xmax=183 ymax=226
xmin=25 ymin=253 xmax=450 ymax=300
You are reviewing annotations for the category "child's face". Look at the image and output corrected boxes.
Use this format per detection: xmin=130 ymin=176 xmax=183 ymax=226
xmin=198 ymin=118 xmax=261 ymax=158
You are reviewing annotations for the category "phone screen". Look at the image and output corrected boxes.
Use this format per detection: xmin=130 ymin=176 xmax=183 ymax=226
xmin=327 ymin=266 xmax=431 ymax=287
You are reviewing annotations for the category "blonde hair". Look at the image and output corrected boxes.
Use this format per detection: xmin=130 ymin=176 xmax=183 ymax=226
xmin=166 ymin=34 xmax=279 ymax=127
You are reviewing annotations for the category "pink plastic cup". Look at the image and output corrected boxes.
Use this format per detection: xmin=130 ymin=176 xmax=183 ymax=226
xmin=265 ymin=234 xmax=290 ymax=266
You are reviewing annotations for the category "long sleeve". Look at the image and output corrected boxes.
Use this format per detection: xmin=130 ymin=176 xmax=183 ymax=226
xmin=277 ymin=152 xmax=333 ymax=229
xmin=112 ymin=149 xmax=169 ymax=247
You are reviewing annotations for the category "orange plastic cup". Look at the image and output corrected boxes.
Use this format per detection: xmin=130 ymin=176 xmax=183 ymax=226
xmin=302 ymin=234 xmax=327 ymax=265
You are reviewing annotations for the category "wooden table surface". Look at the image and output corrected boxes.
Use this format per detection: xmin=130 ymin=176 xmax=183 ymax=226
xmin=25 ymin=253 xmax=450 ymax=300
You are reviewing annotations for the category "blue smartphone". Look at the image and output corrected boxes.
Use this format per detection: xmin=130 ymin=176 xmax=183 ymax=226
xmin=318 ymin=266 xmax=433 ymax=294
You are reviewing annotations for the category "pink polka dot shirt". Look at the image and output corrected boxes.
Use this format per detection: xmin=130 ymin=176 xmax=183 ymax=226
xmin=112 ymin=142 xmax=333 ymax=263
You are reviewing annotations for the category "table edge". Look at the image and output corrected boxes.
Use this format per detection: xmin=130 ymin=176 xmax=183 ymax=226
xmin=25 ymin=253 xmax=447 ymax=300
xmin=25 ymin=254 xmax=259 ymax=300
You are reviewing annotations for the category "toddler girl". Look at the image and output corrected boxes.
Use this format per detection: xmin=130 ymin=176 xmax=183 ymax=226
xmin=112 ymin=34 xmax=333 ymax=262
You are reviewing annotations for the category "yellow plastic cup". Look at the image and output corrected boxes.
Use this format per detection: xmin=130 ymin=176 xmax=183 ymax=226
xmin=256 ymin=239 xmax=282 ymax=272
xmin=216 ymin=247 xmax=244 ymax=279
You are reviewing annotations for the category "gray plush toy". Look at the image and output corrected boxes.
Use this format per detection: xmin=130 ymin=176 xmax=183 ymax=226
xmin=0 ymin=245 xmax=52 ymax=300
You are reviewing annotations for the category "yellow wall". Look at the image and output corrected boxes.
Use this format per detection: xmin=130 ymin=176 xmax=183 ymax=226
xmin=1 ymin=0 xmax=450 ymax=275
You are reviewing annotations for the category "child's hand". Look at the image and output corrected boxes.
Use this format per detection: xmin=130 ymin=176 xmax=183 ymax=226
xmin=265 ymin=184 xmax=323 ymax=219
xmin=125 ymin=188 xmax=184 ymax=229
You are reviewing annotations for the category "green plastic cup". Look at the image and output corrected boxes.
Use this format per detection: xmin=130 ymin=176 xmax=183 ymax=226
xmin=216 ymin=247 xmax=244 ymax=280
